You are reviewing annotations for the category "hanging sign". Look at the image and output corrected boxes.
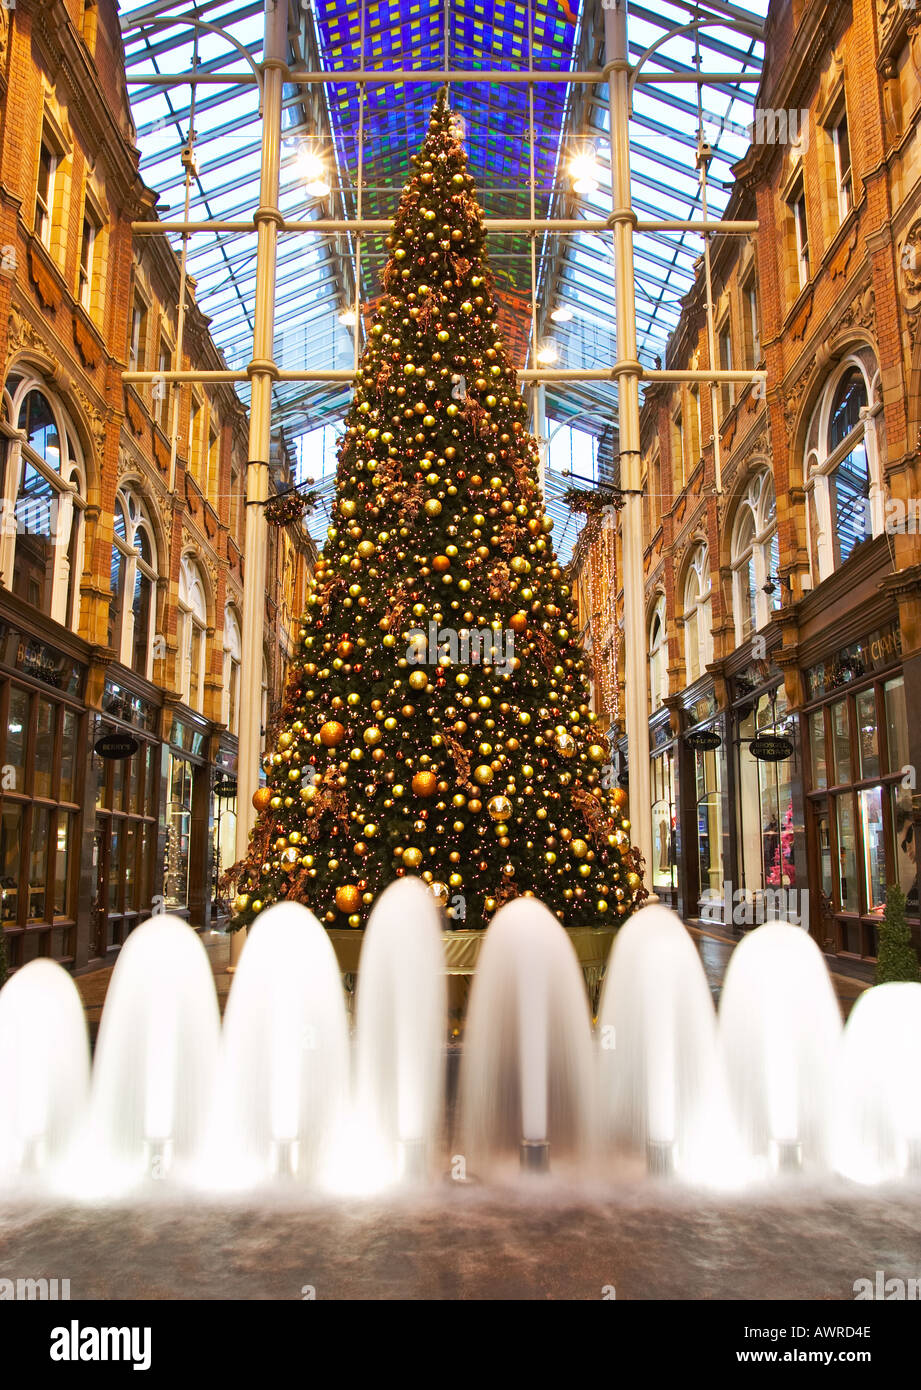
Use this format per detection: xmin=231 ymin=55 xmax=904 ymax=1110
xmin=750 ymin=734 xmax=794 ymax=762
xmin=685 ymin=728 xmax=722 ymax=751
xmin=94 ymin=732 xmax=138 ymax=761
xmin=213 ymin=776 xmax=238 ymax=799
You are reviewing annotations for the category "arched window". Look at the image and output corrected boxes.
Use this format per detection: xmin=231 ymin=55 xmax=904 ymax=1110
xmin=804 ymin=354 xmax=882 ymax=582
xmin=731 ymin=471 xmax=780 ymax=645
xmin=683 ymin=543 xmax=713 ymax=685
xmin=109 ymin=486 xmax=158 ymax=678
xmin=178 ymin=556 xmax=208 ymax=714
xmin=223 ymin=604 xmax=242 ymax=735
xmin=648 ymin=595 xmax=668 ymax=713
xmin=1 ymin=376 xmax=87 ymax=628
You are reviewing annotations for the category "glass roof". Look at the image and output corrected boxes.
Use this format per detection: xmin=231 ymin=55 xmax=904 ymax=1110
xmin=120 ymin=0 xmax=767 ymax=557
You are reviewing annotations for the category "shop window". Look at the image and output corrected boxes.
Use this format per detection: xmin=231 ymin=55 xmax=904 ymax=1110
xmin=737 ymin=687 xmax=796 ymax=897
xmin=805 ymin=670 xmax=915 ymax=958
xmin=804 ymin=355 xmax=883 ymax=583
xmin=4 ymin=379 xmax=87 ymax=629
xmin=0 ymin=681 xmax=82 ymax=962
xmin=695 ymin=744 xmax=723 ymax=912
xmin=223 ymin=604 xmax=242 ymax=735
xmin=109 ymin=487 xmax=158 ymax=679
xmin=164 ymin=754 xmax=193 ymax=910
xmin=731 ymin=471 xmax=780 ymax=646
xmin=651 ymin=747 xmax=677 ymax=892
xmin=94 ymin=722 xmax=159 ymax=950
xmin=648 ymin=595 xmax=668 ymax=713
xmin=682 ymin=543 xmax=713 ymax=684
xmin=178 ymin=555 xmax=208 ymax=714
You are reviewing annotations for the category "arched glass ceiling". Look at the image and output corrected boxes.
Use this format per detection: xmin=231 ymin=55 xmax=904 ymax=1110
xmin=120 ymin=0 xmax=767 ymax=556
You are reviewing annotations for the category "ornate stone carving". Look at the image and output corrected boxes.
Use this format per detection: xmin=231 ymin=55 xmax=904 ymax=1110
xmin=900 ymin=217 xmax=921 ymax=346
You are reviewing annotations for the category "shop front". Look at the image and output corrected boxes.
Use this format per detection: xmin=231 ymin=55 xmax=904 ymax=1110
xmin=801 ymin=621 xmax=913 ymax=960
xmin=680 ymin=686 xmax=730 ymax=923
xmin=0 ymin=608 xmax=90 ymax=969
xmin=729 ymin=656 xmax=806 ymax=929
xmin=91 ymin=675 xmax=162 ymax=959
xmin=649 ymin=707 xmax=679 ymax=909
xmin=163 ymin=707 xmax=215 ymax=929
xmin=211 ymin=740 xmax=238 ymax=926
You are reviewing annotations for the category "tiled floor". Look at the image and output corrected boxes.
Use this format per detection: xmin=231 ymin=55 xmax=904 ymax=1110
xmin=687 ymin=923 xmax=870 ymax=1018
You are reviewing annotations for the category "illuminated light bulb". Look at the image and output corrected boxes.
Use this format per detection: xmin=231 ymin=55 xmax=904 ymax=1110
xmin=536 ymin=342 xmax=559 ymax=364
xmin=550 ymin=305 xmax=573 ymax=323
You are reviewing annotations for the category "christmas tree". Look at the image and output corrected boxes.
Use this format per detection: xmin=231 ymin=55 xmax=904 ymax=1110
xmin=227 ymin=91 xmax=646 ymax=932
xmin=875 ymin=882 xmax=921 ymax=985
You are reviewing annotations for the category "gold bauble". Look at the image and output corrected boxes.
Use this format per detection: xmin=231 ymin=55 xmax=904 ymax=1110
xmin=473 ymin=764 xmax=494 ymax=785
xmin=556 ymin=732 xmax=576 ymax=759
xmin=611 ymin=787 xmax=628 ymax=810
xmin=424 ymin=499 xmax=442 ymax=517
xmin=408 ymin=669 xmax=429 ymax=691
xmin=363 ymin=725 xmax=382 ymax=746
xmin=335 ymin=884 xmax=362 ymax=914
xmin=432 ymin=554 xmax=451 ymax=572
xmin=319 ymin=720 xmax=346 ymax=747
xmin=232 ymin=893 xmax=250 ymax=913
xmin=403 ymin=847 xmax=423 ymax=869
xmin=571 ymin=839 xmax=589 ymax=859
xmin=626 ymin=872 xmax=641 ymax=890
xmin=588 ymin=744 xmax=606 ymax=763
xmin=487 ymin=794 xmax=512 ymax=821
xmin=412 ymin=770 xmax=438 ymax=798
xmin=509 ymin=611 xmax=528 ymax=634
xmin=252 ymin=786 xmax=273 ymax=812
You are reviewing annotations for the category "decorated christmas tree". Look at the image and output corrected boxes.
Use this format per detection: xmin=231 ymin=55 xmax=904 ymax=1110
xmin=226 ymin=91 xmax=646 ymax=932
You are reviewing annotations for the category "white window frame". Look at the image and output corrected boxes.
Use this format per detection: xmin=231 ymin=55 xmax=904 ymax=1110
xmin=178 ymin=555 xmax=208 ymax=714
xmin=35 ymin=140 xmax=57 ymax=248
xmin=222 ymin=604 xmax=242 ymax=735
xmin=648 ymin=594 xmax=668 ymax=713
xmin=110 ymin=486 xmax=158 ymax=678
xmin=832 ymin=113 xmax=853 ymax=222
xmin=731 ymin=471 xmax=779 ymax=646
xmin=1 ymin=376 xmax=87 ymax=629
xmin=683 ymin=543 xmax=713 ymax=685
xmin=804 ymin=355 xmax=883 ymax=585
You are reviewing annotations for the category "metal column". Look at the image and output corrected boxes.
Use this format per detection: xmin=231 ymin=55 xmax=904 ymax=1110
xmin=605 ymin=0 xmax=654 ymax=890
xmin=231 ymin=0 xmax=286 ymax=967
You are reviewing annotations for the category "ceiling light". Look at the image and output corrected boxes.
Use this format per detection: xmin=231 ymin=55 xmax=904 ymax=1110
xmin=550 ymin=306 xmax=573 ymax=323
xmin=338 ymin=308 xmax=358 ymax=326
xmin=537 ymin=342 xmax=558 ymax=364
xmin=296 ymin=147 xmax=330 ymax=197
xmin=568 ymin=149 xmax=601 ymax=195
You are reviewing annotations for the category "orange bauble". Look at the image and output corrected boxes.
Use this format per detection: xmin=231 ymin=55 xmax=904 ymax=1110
xmin=334 ymin=884 xmax=362 ymax=914
xmin=252 ymin=786 xmax=273 ymax=812
xmin=336 ymin=639 xmax=354 ymax=659
xmin=412 ymin=770 xmax=438 ymax=798
xmin=508 ymin=611 xmax=528 ymax=634
xmin=611 ymin=787 xmax=628 ymax=810
xmin=432 ymin=554 xmax=451 ymax=573
xmin=319 ymin=720 xmax=346 ymax=747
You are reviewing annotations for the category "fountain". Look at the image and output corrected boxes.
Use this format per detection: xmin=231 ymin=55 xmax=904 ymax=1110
xmin=354 ymin=878 xmax=446 ymax=1185
xmin=833 ymin=981 xmax=921 ymax=1184
xmin=597 ymin=903 xmax=730 ymax=1179
xmin=457 ymin=896 xmax=595 ymax=1176
xmin=204 ymin=901 xmax=349 ymax=1188
xmin=0 ymin=959 xmax=90 ymax=1183
xmin=87 ymin=914 xmax=221 ymax=1190
xmin=718 ymin=919 xmax=842 ymax=1175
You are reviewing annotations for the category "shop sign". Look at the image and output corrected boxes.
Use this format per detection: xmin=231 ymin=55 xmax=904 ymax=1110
xmin=213 ymin=776 xmax=237 ymax=799
xmin=685 ymin=728 xmax=722 ymax=751
xmin=94 ymin=732 xmax=139 ymax=761
xmin=750 ymin=734 xmax=794 ymax=762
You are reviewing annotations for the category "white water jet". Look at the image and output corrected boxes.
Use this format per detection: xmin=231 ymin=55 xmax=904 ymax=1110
xmin=458 ymin=897 xmax=595 ymax=1174
xmin=0 ymin=960 xmax=90 ymax=1184
xmin=85 ymin=915 xmax=221 ymax=1192
xmin=597 ymin=904 xmax=730 ymax=1178
xmin=834 ymin=982 xmax=921 ymax=1184
xmin=719 ymin=920 xmax=842 ymax=1173
xmin=204 ymin=901 xmax=349 ymax=1188
xmin=354 ymin=878 xmax=446 ymax=1186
